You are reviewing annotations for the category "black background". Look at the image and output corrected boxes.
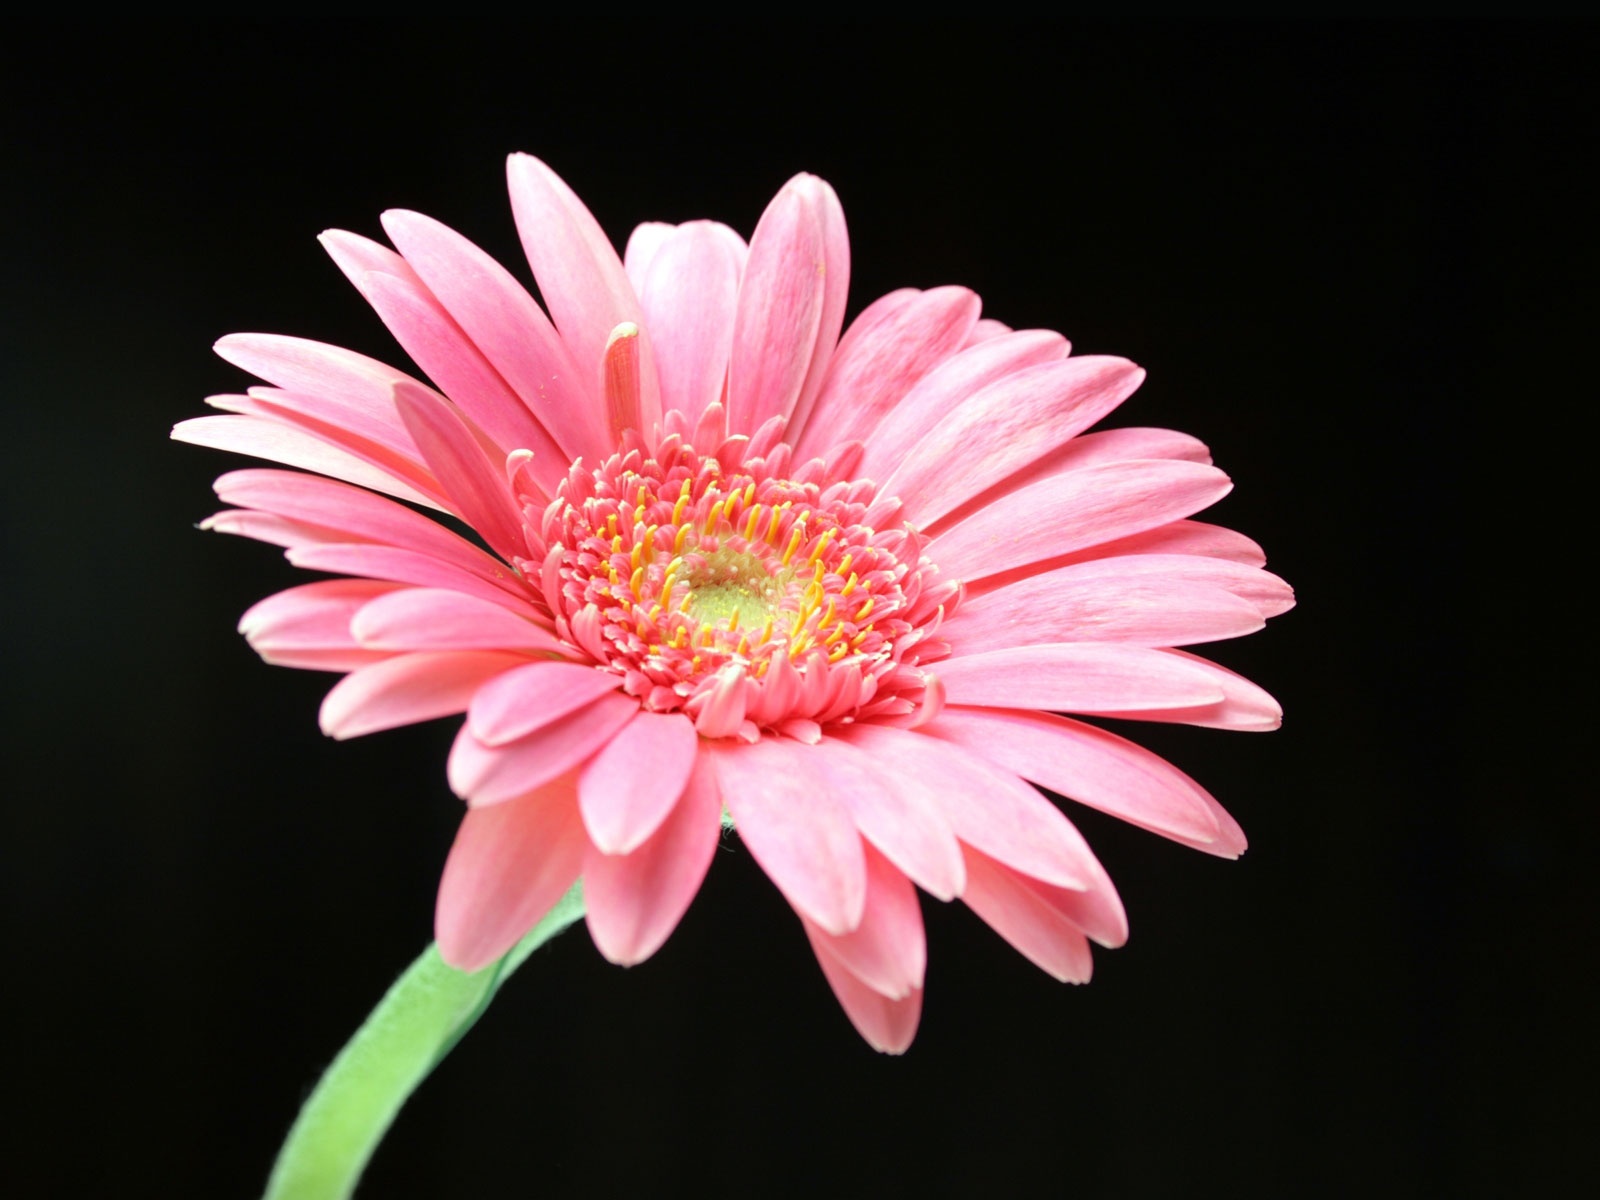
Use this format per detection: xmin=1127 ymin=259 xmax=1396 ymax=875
xmin=3 ymin=22 xmax=1589 ymax=1198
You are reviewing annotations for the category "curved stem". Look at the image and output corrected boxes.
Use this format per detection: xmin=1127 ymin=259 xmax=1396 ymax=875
xmin=262 ymin=882 xmax=586 ymax=1200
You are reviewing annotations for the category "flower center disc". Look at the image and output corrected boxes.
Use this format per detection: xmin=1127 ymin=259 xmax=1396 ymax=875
xmin=530 ymin=437 xmax=957 ymax=739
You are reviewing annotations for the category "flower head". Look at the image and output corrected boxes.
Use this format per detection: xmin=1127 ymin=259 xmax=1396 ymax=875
xmin=176 ymin=155 xmax=1292 ymax=1052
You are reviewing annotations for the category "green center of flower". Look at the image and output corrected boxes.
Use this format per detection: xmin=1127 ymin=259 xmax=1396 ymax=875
xmin=680 ymin=549 xmax=786 ymax=631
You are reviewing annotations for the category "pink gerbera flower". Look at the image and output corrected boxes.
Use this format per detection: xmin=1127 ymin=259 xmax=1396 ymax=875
xmin=175 ymin=155 xmax=1291 ymax=1053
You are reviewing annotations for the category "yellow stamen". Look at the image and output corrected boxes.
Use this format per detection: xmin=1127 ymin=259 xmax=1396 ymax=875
xmin=674 ymin=524 xmax=691 ymax=554
xmin=743 ymin=505 xmax=761 ymax=542
xmin=671 ymin=480 xmax=692 ymax=526
xmin=781 ymin=524 xmax=806 ymax=567
xmin=704 ymin=498 xmax=725 ymax=535
xmin=854 ymin=597 xmax=874 ymax=621
xmin=727 ymin=606 xmax=740 ymax=632
xmin=765 ymin=505 xmax=784 ymax=543
xmin=630 ymin=566 xmax=645 ymax=596
xmin=758 ymin=615 xmax=774 ymax=645
xmin=841 ymin=572 xmax=858 ymax=597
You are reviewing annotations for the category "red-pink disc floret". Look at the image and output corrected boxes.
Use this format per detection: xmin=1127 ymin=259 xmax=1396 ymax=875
xmin=511 ymin=433 xmax=961 ymax=742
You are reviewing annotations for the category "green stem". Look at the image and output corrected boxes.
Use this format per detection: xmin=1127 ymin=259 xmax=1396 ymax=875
xmin=262 ymin=882 xmax=586 ymax=1200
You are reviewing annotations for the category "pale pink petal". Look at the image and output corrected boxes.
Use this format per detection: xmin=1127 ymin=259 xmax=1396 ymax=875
xmin=582 ymin=752 xmax=723 ymax=966
xmin=505 ymin=154 xmax=662 ymax=434
xmin=726 ymin=177 xmax=827 ymax=436
xmin=839 ymin=724 xmax=1098 ymax=892
xmin=800 ymin=842 xmax=925 ymax=999
xmin=319 ymin=650 xmax=530 ymax=739
xmin=637 ymin=221 xmax=744 ymax=424
xmin=794 ymin=286 xmax=981 ymax=459
xmin=578 ymin=710 xmax=699 ymax=854
xmin=378 ymin=209 xmax=604 ymax=463
xmin=622 ymin=221 xmax=674 ymax=288
xmin=350 ymin=588 xmax=562 ymax=654
xmin=924 ymin=706 xmax=1244 ymax=856
xmin=237 ymin=580 xmax=402 ymax=671
xmin=884 ymin=356 xmax=1146 ymax=527
xmin=971 ymin=520 xmax=1270 ymax=595
xmin=1079 ymin=650 xmax=1283 ymax=732
xmin=287 ymin=543 xmax=530 ymax=610
xmin=856 ymin=329 xmax=1072 ymax=481
xmin=448 ymin=691 xmax=638 ymax=807
xmin=212 ymin=469 xmax=512 ymax=582
xmin=946 ymin=571 xmax=1267 ymax=654
xmin=713 ymin=737 xmax=866 ymax=936
xmin=391 ymin=380 xmax=527 ymax=562
xmin=938 ymin=644 xmax=1227 ymax=713
xmin=928 ymin=459 xmax=1233 ymax=583
xmin=172 ymin=414 xmax=444 ymax=511
xmin=466 ymin=661 xmax=623 ymax=746
xmin=435 ymin=772 xmax=589 ymax=971
xmin=963 ymin=317 xmax=1013 ymax=345
xmin=959 ymin=846 xmax=1096 ymax=983
xmin=806 ymin=930 xmax=923 ymax=1055
xmin=814 ymin=737 xmax=966 ymax=902
xmin=785 ymin=175 xmax=850 ymax=439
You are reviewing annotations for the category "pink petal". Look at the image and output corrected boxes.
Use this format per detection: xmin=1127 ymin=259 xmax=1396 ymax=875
xmin=959 ymin=846 xmax=1096 ymax=983
xmin=350 ymin=588 xmax=562 ymax=654
xmin=928 ymin=460 xmax=1233 ymax=583
xmin=505 ymin=154 xmax=661 ymax=435
xmin=964 ymin=317 xmax=1013 ymax=345
xmin=1079 ymin=650 xmax=1283 ymax=732
xmin=713 ymin=737 xmax=867 ymax=937
xmin=806 ymin=930 xmax=923 ymax=1054
xmin=944 ymin=568 xmax=1270 ymax=654
xmin=637 ymin=221 xmax=744 ymax=424
xmin=467 ymin=661 xmax=624 ymax=746
xmin=237 ymin=580 xmax=402 ymax=670
xmin=793 ymin=286 xmax=981 ymax=459
xmin=976 ymin=520 xmax=1269 ymax=592
xmin=391 ymin=381 xmax=527 ymax=563
xmin=435 ymin=772 xmax=588 ymax=971
xmin=784 ymin=175 xmax=850 ymax=439
xmin=172 ymin=414 xmax=443 ymax=511
xmin=726 ymin=177 xmax=826 ymax=436
xmin=937 ymin=644 xmax=1228 ymax=713
xmin=286 ymin=543 xmax=531 ymax=610
xmin=212 ymin=469 xmax=513 ymax=583
xmin=800 ymin=842 xmax=926 ymax=999
xmin=582 ymin=751 xmax=723 ymax=965
xmin=856 ymin=329 xmax=1072 ymax=482
xmin=924 ymin=706 xmax=1245 ymax=857
xmin=622 ymin=221 xmax=674 ymax=287
xmin=840 ymin=724 xmax=1098 ymax=892
xmin=578 ymin=710 xmax=699 ymax=854
xmin=378 ymin=209 xmax=603 ymax=464
xmin=883 ymin=356 xmax=1146 ymax=527
xmin=448 ymin=691 xmax=638 ymax=806
xmin=319 ymin=650 xmax=529 ymax=739
xmin=814 ymin=737 xmax=966 ymax=902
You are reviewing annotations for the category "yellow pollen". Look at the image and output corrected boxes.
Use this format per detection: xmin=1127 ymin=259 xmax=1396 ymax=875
xmin=736 ymin=634 xmax=751 ymax=657
xmin=810 ymin=527 xmax=836 ymax=563
xmin=824 ymin=624 xmax=846 ymax=646
xmin=841 ymin=572 xmax=858 ymax=597
xmin=670 ymin=626 xmax=688 ymax=649
xmin=611 ymin=534 xmax=623 ymax=555
xmin=743 ymin=505 xmax=761 ymax=541
xmin=630 ymin=540 xmax=644 ymax=572
xmin=605 ymin=513 xmax=618 ymax=537
xmin=636 ymin=485 xmax=649 ymax=508
xmin=829 ymin=642 xmax=848 ymax=662
xmin=821 ymin=597 xmax=836 ymax=628
xmin=607 ymin=563 xmax=620 ymax=586
xmin=742 ymin=482 xmax=756 ymax=507
xmin=704 ymin=499 xmax=725 ymax=535
xmin=765 ymin=505 xmax=785 ymax=543
xmin=838 ymin=553 xmax=853 ymax=577
xmin=727 ymin=606 xmax=740 ymax=632
xmin=758 ymin=615 xmax=774 ymax=645
xmin=671 ymin=481 xmax=691 ymax=525
xmin=782 ymin=524 xmax=806 ymax=567
xmin=629 ymin=566 xmax=645 ymax=596
xmin=854 ymin=597 xmax=875 ymax=621
xmin=699 ymin=628 xmax=715 ymax=648
xmin=674 ymin=524 xmax=691 ymax=554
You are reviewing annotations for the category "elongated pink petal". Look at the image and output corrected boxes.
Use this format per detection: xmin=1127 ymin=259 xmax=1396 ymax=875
xmin=622 ymin=221 xmax=674 ymax=287
xmin=938 ymin=644 xmax=1227 ymax=713
xmin=578 ymin=710 xmax=698 ymax=854
xmin=173 ymin=415 xmax=444 ymax=510
xmin=856 ymin=329 xmax=1072 ymax=481
xmin=806 ymin=929 xmax=923 ymax=1054
xmin=350 ymin=588 xmax=561 ymax=654
xmin=448 ymin=691 xmax=638 ymax=806
xmin=637 ymin=221 xmax=744 ymax=424
xmin=959 ymin=846 xmax=1095 ymax=982
xmin=944 ymin=571 xmax=1269 ymax=654
xmin=392 ymin=381 xmax=527 ymax=563
xmin=1078 ymin=650 xmax=1283 ymax=732
xmin=320 ymin=650 xmax=529 ymax=739
xmin=727 ymin=177 xmax=827 ymax=436
xmin=506 ymin=154 xmax=661 ymax=434
xmin=925 ymin=706 xmax=1244 ymax=856
xmin=713 ymin=738 xmax=866 ymax=936
xmin=839 ymin=724 xmax=1098 ymax=892
xmin=436 ymin=773 xmax=588 ymax=971
xmin=800 ymin=842 xmax=925 ymax=999
xmin=972 ymin=519 xmax=1270 ymax=595
xmin=582 ymin=751 xmax=723 ymax=966
xmin=378 ymin=209 xmax=604 ymax=463
xmin=467 ymin=661 xmax=623 ymax=746
xmin=287 ymin=543 xmax=530 ymax=610
xmin=794 ymin=286 xmax=980 ymax=458
xmin=884 ymin=356 xmax=1146 ymax=526
xmin=928 ymin=460 xmax=1233 ymax=582
xmin=237 ymin=580 xmax=402 ymax=670
xmin=212 ymin=469 xmax=510 ymax=580
xmin=815 ymin=737 xmax=966 ymax=901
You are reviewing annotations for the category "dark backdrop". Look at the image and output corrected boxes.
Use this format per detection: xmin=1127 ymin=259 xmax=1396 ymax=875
xmin=3 ymin=22 xmax=1587 ymax=1198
